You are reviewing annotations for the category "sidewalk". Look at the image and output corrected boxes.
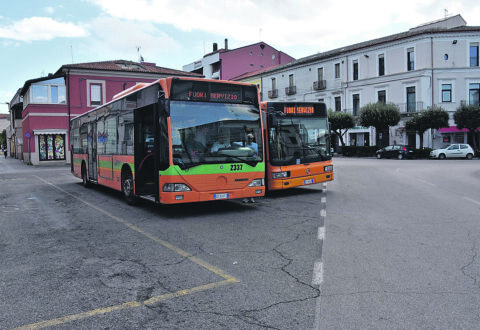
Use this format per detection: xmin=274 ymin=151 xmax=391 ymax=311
xmin=0 ymin=156 xmax=70 ymax=174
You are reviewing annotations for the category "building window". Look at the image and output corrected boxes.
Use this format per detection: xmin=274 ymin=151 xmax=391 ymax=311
xmin=378 ymin=90 xmax=386 ymax=103
xmin=335 ymin=96 xmax=341 ymax=111
xmin=442 ymin=84 xmax=452 ymax=102
xmin=353 ymin=60 xmax=358 ymax=81
xmin=30 ymin=77 xmax=66 ymax=104
xmin=407 ymin=48 xmax=415 ymax=71
xmin=317 ymin=67 xmax=324 ymax=81
xmin=90 ymin=84 xmax=102 ymax=106
xmin=470 ymin=44 xmax=479 ymax=67
xmin=335 ymin=63 xmax=340 ymax=79
xmin=407 ymin=86 xmax=416 ymax=112
xmin=38 ymin=134 xmax=66 ymax=161
xmin=268 ymin=77 xmax=278 ymax=98
xmin=87 ymin=80 xmax=105 ymax=107
xmin=353 ymin=94 xmax=360 ymax=116
xmin=469 ymin=83 xmax=480 ymax=105
xmin=289 ymin=74 xmax=294 ymax=87
xmin=378 ymin=54 xmax=385 ymax=76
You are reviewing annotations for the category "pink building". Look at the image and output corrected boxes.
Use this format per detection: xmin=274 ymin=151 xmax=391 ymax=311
xmin=19 ymin=60 xmax=201 ymax=165
xmin=183 ymin=40 xmax=295 ymax=81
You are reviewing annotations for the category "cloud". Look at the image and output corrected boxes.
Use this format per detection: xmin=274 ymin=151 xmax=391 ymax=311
xmin=44 ymin=6 xmax=55 ymax=14
xmin=0 ymin=17 xmax=88 ymax=42
xmin=87 ymin=0 xmax=480 ymax=57
xmin=75 ymin=17 xmax=180 ymax=62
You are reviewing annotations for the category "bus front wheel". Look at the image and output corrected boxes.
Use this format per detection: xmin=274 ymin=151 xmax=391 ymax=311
xmin=122 ymin=170 xmax=138 ymax=205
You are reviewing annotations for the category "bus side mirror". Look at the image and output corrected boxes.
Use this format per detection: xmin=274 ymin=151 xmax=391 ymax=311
xmin=268 ymin=113 xmax=276 ymax=126
xmin=158 ymin=99 xmax=169 ymax=116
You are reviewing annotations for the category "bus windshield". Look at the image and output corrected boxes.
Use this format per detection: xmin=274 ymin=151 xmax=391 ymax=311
xmin=170 ymin=101 xmax=263 ymax=168
xmin=269 ymin=116 xmax=331 ymax=166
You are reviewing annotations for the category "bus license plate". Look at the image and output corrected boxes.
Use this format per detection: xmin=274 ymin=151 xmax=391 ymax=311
xmin=214 ymin=193 xmax=229 ymax=200
xmin=304 ymin=179 xmax=314 ymax=185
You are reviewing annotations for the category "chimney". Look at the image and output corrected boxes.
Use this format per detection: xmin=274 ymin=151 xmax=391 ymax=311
xmin=213 ymin=43 xmax=218 ymax=52
xmin=225 ymin=38 xmax=228 ymax=51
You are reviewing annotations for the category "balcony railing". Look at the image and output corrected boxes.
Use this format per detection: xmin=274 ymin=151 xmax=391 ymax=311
xmin=285 ymin=86 xmax=296 ymax=95
xmin=268 ymin=89 xmax=278 ymax=98
xmin=313 ymin=80 xmax=326 ymax=90
xmin=397 ymin=101 xmax=424 ymax=114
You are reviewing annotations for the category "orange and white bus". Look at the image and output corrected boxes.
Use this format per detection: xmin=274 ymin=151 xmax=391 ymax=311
xmin=261 ymin=101 xmax=333 ymax=190
xmin=70 ymin=77 xmax=265 ymax=204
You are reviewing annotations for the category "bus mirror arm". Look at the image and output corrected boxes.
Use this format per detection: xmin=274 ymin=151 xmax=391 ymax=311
xmin=268 ymin=113 xmax=277 ymax=126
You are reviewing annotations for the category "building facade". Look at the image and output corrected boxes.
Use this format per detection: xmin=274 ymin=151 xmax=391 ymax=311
xmin=16 ymin=60 xmax=201 ymax=165
xmin=236 ymin=15 xmax=480 ymax=150
xmin=183 ymin=39 xmax=295 ymax=81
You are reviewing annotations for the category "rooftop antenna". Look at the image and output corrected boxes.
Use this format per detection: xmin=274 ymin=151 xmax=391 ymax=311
xmin=70 ymin=44 xmax=74 ymax=63
xmin=136 ymin=46 xmax=143 ymax=62
xmin=444 ymin=9 xmax=449 ymax=18
xmin=259 ymin=28 xmax=263 ymax=41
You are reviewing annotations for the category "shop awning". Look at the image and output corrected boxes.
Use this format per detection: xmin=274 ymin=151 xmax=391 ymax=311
xmin=33 ymin=129 xmax=67 ymax=135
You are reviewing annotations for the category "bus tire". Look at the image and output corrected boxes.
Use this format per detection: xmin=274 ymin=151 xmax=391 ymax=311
xmin=81 ymin=162 xmax=90 ymax=188
xmin=122 ymin=168 xmax=138 ymax=206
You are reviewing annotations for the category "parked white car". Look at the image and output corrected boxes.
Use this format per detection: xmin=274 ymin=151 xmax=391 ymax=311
xmin=429 ymin=144 xmax=475 ymax=159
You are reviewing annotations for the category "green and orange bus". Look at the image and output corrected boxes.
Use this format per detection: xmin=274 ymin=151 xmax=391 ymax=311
xmin=70 ymin=77 xmax=265 ymax=204
xmin=261 ymin=101 xmax=333 ymax=190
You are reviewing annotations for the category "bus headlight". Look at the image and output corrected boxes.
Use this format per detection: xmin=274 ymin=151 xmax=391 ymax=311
xmin=248 ymin=178 xmax=265 ymax=187
xmin=271 ymin=171 xmax=288 ymax=179
xmin=163 ymin=183 xmax=192 ymax=192
xmin=324 ymin=165 xmax=333 ymax=172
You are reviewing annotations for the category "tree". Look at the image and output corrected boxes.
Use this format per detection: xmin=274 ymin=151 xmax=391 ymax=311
xmin=357 ymin=102 xmax=400 ymax=147
xmin=405 ymin=105 xmax=449 ymax=149
xmin=328 ymin=109 xmax=355 ymax=149
xmin=454 ymin=104 xmax=480 ymax=153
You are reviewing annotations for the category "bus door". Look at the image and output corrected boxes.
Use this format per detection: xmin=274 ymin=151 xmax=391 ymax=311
xmin=134 ymin=104 xmax=158 ymax=199
xmin=88 ymin=122 xmax=97 ymax=181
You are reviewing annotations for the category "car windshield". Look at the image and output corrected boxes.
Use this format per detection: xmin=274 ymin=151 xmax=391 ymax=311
xmin=170 ymin=101 xmax=263 ymax=168
xmin=268 ymin=116 xmax=331 ymax=165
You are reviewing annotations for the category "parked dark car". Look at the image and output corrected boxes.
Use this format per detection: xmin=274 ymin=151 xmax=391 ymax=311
xmin=376 ymin=145 xmax=414 ymax=159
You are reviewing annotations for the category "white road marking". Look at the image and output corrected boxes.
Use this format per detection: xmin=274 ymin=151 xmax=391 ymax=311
xmin=463 ymin=196 xmax=480 ymax=206
xmin=320 ymin=209 xmax=326 ymax=217
xmin=318 ymin=227 xmax=325 ymax=240
xmin=312 ymin=261 xmax=324 ymax=286
xmin=416 ymin=178 xmax=436 ymax=186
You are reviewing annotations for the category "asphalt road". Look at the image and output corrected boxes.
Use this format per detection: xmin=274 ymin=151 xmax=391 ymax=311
xmin=317 ymin=157 xmax=480 ymax=329
xmin=1 ymin=156 xmax=479 ymax=329
xmin=1 ymin=157 xmax=325 ymax=329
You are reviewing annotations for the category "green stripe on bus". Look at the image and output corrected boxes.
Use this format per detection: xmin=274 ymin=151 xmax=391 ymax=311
xmin=159 ymin=163 xmax=265 ymax=176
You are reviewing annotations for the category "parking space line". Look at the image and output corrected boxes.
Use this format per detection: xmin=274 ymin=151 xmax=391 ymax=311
xmin=17 ymin=176 xmax=241 ymax=328
xmin=34 ymin=176 xmax=239 ymax=282
xmin=14 ymin=280 xmax=234 ymax=330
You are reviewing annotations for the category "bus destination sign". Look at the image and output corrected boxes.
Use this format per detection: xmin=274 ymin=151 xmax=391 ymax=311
xmin=283 ymin=105 xmax=315 ymax=115
xmin=171 ymin=80 xmax=257 ymax=104
xmin=188 ymin=91 xmax=240 ymax=102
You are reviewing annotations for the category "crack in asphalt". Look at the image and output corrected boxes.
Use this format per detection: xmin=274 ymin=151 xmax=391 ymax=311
xmin=461 ymin=233 xmax=479 ymax=288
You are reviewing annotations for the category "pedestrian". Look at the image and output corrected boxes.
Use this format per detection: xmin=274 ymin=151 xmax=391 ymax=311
xmin=3 ymin=147 xmax=6 ymax=159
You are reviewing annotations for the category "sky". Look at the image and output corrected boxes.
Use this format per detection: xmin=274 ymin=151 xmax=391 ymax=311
xmin=1 ymin=0 xmax=480 ymax=114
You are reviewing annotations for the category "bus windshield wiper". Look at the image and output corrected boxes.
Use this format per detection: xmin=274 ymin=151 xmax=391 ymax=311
xmin=174 ymin=159 xmax=203 ymax=170
xmin=225 ymin=155 xmax=259 ymax=167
